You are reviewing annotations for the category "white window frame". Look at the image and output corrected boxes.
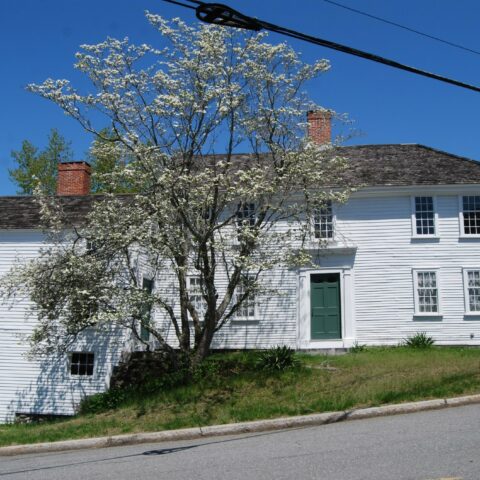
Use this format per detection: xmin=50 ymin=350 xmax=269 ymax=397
xmin=233 ymin=274 xmax=257 ymax=320
xmin=412 ymin=269 xmax=442 ymax=316
xmin=313 ymin=200 xmax=335 ymax=241
xmin=236 ymin=202 xmax=256 ymax=228
xmin=459 ymin=195 xmax=480 ymax=238
xmin=463 ymin=268 xmax=480 ymax=315
xmin=188 ymin=275 xmax=207 ymax=320
xmin=139 ymin=277 xmax=154 ymax=342
xmin=411 ymin=196 xmax=438 ymax=238
xmin=69 ymin=352 xmax=95 ymax=377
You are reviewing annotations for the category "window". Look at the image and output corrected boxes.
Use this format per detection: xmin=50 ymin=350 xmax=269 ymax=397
xmin=188 ymin=276 xmax=206 ymax=318
xmin=414 ymin=270 xmax=439 ymax=314
xmin=70 ymin=352 xmax=94 ymax=376
xmin=413 ymin=196 xmax=436 ymax=236
xmin=462 ymin=196 xmax=480 ymax=235
xmin=236 ymin=202 xmax=256 ymax=228
xmin=140 ymin=278 xmax=154 ymax=341
xmin=314 ymin=201 xmax=334 ymax=239
xmin=464 ymin=269 xmax=480 ymax=313
xmin=86 ymin=239 xmax=98 ymax=254
xmin=235 ymin=275 xmax=256 ymax=319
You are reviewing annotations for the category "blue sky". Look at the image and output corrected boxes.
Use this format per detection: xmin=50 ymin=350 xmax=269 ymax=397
xmin=1 ymin=0 xmax=479 ymax=195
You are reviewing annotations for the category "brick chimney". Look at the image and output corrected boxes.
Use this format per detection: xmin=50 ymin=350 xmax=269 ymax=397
xmin=307 ymin=110 xmax=332 ymax=145
xmin=57 ymin=161 xmax=91 ymax=196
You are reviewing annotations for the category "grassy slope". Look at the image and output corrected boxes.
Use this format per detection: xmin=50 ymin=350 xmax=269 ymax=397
xmin=2 ymin=347 xmax=480 ymax=447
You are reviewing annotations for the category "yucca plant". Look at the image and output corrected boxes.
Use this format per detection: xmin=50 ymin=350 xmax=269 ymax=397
xmin=256 ymin=345 xmax=301 ymax=371
xmin=404 ymin=332 xmax=435 ymax=348
xmin=255 ymin=345 xmax=301 ymax=371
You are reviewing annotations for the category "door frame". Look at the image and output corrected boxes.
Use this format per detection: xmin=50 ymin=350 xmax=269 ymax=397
xmin=310 ymin=272 xmax=342 ymax=340
xmin=297 ymin=268 xmax=355 ymax=349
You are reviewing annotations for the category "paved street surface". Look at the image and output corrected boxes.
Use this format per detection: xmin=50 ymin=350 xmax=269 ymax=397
xmin=1 ymin=404 xmax=479 ymax=480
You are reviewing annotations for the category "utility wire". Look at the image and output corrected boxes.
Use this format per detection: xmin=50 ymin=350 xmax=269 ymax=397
xmin=322 ymin=0 xmax=480 ymax=57
xmin=162 ymin=0 xmax=480 ymax=94
xmin=162 ymin=0 xmax=196 ymax=10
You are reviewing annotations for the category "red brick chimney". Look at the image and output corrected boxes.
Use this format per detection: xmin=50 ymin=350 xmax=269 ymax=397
xmin=307 ymin=110 xmax=332 ymax=145
xmin=57 ymin=161 xmax=91 ymax=196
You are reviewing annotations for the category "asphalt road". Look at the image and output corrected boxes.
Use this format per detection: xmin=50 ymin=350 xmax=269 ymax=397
xmin=1 ymin=404 xmax=479 ymax=480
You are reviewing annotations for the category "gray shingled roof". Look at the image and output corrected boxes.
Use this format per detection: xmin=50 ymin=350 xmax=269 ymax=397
xmin=1 ymin=144 xmax=479 ymax=229
xmin=339 ymin=144 xmax=480 ymax=186
xmin=0 ymin=195 xmax=102 ymax=230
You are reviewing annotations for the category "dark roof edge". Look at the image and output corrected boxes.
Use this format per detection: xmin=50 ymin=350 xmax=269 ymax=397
xmin=414 ymin=144 xmax=480 ymax=166
xmin=339 ymin=143 xmax=479 ymax=164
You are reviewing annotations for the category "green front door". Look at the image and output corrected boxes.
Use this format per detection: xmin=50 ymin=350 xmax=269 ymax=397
xmin=311 ymin=273 xmax=341 ymax=340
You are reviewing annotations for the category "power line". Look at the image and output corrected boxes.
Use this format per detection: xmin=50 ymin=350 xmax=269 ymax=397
xmin=162 ymin=0 xmax=196 ymax=10
xmin=322 ymin=0 xmax=480 ymax=57
xmin=161 ymin=0 xmax=480 ymax=94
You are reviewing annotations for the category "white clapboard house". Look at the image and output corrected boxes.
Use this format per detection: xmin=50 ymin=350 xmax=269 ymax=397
xmin=2 ymin=112 xmax=480 ymax=422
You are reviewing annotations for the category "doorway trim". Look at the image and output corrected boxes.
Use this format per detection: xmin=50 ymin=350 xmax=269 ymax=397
xmin=297 ymin=268 xmax=355 ymax=349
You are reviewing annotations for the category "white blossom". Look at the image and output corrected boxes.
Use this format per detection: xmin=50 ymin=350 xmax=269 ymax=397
xmin=2 ymin=14 xmax=352 ymax=366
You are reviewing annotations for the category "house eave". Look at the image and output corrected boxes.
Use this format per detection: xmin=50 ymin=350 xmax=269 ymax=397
xmin=352 ymin=184 xmax=480 ymax=198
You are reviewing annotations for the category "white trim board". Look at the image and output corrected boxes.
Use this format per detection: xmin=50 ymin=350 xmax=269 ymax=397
xmin=297 ymin=267 xmax=355 ymax=350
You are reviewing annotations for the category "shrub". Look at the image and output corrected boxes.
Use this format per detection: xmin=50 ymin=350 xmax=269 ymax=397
xmin=255 ymin=346 xmax=301 ymax=371
xmin=403 ymin=332 xmax=435 ymax=349
xmin=79 ymin=365 xmax=191 ymax=414
xmin=79 ymin=388 xmax=129 ymax=414
xmin=192 ymin=351 xmax=258 ymax=383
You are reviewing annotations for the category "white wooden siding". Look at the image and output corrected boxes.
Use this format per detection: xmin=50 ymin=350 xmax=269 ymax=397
xmin=0 ymin=230 xmax=126 ymax=423
xmin=149 ymin=264 xmax=298 ymax=350
xmin=340 ymin=193 xmax=480 ymax=345
xmin=3 ymin=188 xmax=480 ymax=421
xmin=150 ymin=189 xmax=480 ymax=349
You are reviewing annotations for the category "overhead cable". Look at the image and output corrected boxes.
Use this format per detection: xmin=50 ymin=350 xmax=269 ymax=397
xmin=322 ymin=0 xmax=480 ymax=57
xmin=161 ymin=0 xmax=480 ymax=94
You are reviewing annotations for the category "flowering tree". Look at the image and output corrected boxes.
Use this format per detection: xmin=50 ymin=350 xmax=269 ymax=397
xmin=1 ymin=14 xmax=351 ymax=367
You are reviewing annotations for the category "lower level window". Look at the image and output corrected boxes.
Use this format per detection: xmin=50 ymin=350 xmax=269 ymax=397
xmin=465 ymin=269 xmax=480 ymax=313
xmin=414 ymin=271 xmax=439 ymax=314
xmin=235 ymin=275 xmax=256 ymax=319
xmin=188 ymin=275 xmax=207 ymax=320
xmin=70 ymin=352 xmax=94 ymax=376
xmin=140 ymin=277 xmax=154 ymax=341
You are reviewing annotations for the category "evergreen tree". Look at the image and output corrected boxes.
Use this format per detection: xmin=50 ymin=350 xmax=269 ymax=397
xmin=9 ymin=129 xmax=73 ymax=195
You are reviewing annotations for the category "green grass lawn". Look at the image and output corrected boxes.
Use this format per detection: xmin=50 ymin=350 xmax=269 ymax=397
xmin=2 ymin=346 xmax=480 ymax=447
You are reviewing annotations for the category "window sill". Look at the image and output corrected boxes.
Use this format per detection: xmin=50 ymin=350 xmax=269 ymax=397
xmin=411 ymin=235 xmax=440 ymax=241
xmin=459 ymin=235 xmax=480 ymax=240
xmin=464 ymin=313 xmax=480 ymax=319
xmin=231 ymin=317 xmax=259 ymax=323
xmin=304 ymin=241 xmax=357 ymax=254
xmin=413 ymin=314 xmax=443 ymax=321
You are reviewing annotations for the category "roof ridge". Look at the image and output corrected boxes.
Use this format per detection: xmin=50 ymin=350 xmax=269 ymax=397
xmin=339 ymin=143 xmax=479 ymax=164
xmin=413 ymin=144 xmax=480 ymax=165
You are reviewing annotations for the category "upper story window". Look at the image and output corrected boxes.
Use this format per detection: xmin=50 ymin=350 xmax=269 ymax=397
xmin=314 ymin=201 xmax=333 ymax=239
xmin=70 ymin=352 xmax=94 ymax=376
xmin=413 ymin=196 xmax=436 ymax=236
xmin=236 ymin=202 xmax=256 ymax=228
xmin=413 ymin=270 xmax=440 ymax=315
xmin=235 ymin=275 xmax=256 ymax=319
xmin=463 ymin=269 xmax=480 ymax=314
xmin=461 ymin=196 xmax=480 ymax=235
xmin=140 ymin=277 xmax=154 ymax=341
xmin=86 ymin=239 xmax=98 ymax=254
xmin=188 ymin=275 xmax=206 ymax=318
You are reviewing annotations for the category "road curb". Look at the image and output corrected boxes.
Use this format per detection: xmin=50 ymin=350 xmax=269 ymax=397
xmin=2 ymin=393 xmax=480 ymax=456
